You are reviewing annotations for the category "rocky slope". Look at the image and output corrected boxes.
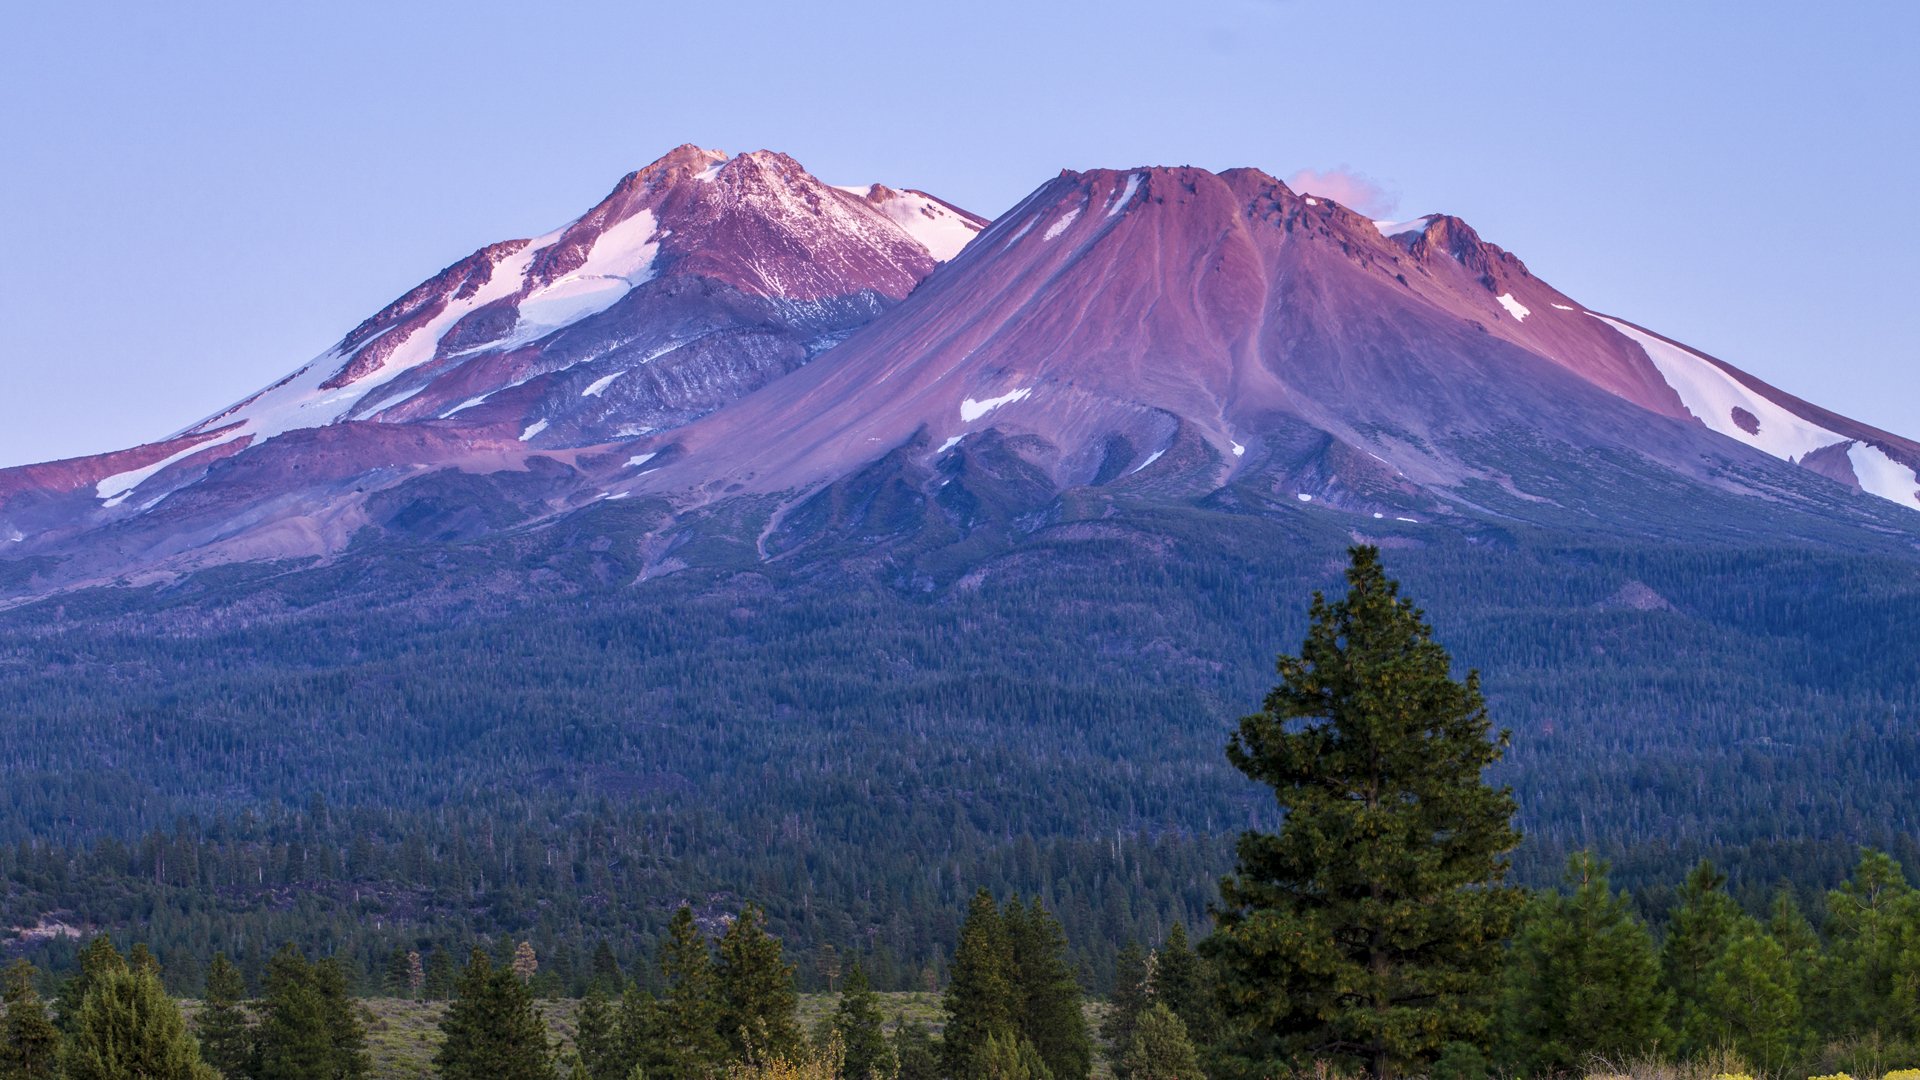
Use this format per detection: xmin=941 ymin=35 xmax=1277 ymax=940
xmin=2 ymin=152 xmax=1916 ymax=594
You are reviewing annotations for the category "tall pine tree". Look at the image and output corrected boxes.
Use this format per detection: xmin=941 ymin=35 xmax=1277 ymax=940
xmin=1496 ymin=852 xmax=1670 ymax=1073
xmin=434 ymin=950 xmax=557 ymax=1080
xmin=61 ymin=962 xmax=217 ymax=1080
xmin=1099 ymin=942 xmax=1150 ymax=1080
xmin=1004 ymin=897 xmax=1089 ymax=1080
xmin=194 ymin=953 xmax=253 ymax=1080
xmin=714 ymin=904 xmax=800 ymax=1065
xmin=833 ymin=964 xmax=893 ymax=1080
xmin=1203 ymin=546 xmax=1524 ymax=1080
xmin=257 ymin=946 xmax=332 ymax=1080
xmin=654 ymin=907 xmax=724 ymax=1080
xmin=3 ymin=959 xmax=62 ymax=1080
xmin=942 ymin=890 xmax=1017 ymax=1080
xmin=1658 ymin=860 xmax=1745 ymax=1054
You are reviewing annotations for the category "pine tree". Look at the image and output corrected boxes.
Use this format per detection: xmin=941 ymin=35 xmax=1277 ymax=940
xmin=655 ymin=907 xmax=724 ymax=1080
xmin=3 ymin=959 xmax=62 ymax=1080
xmin=407 ymin=954 xmax=424 ymax=1001
xmin=1824 ymin=850 xmax=1916 ymax=1037
xmin=1004 ymin=897 xmax=1089 ymax=1080
xmin=1767 ymin=888 xmax=1830 ymax=1034
xmin=257 ymin=946 xmax=332 ymax=1080
xmin=1659 ymin=860 xmax=1746 ymax=1052
xmin=1688 ymin=933 xmax=1803 ymax=1074
xmin=943 ymin=890 xmax=1016 ymax=1080
xmin=1121 ymin=1006 xmax=1202 ymax=1080
xmin=424 ymin=951 xmax=456 ymax=1002
xmin=314 ymin=958 xmax=369 ymax=1080
xmin=714 ymin=904 xmax=800 ymax=1064
xmin=56 ymin=936 xmax=126 ymax=1037
xmin=1203 ymin=546 xmax=1524 ymax=1080
xmin=890 ymin=1017 xmax=937 ymax=1080
xmin=592 ymin=943 xmax=623 ymax=996
xmin=61 ymin=962 xmax=218 ymax=1080
xmin=972 ymin=1032 xmax=1052 ymax=1080
xmin=513 ymin=944 xmax=539 ymax=984
xmin=1099 ymin=942 xmax=1149 ymax=1080
xmin=434 ymin=949 xmax=557 ymax=1080
xmin=574 ymin=988 xmax=620 ymax=1080
xmin=1497 ymin=852 xmax=1671 ymax=1074
xmin=194 ymin=953 xmax=254 ymax=1080
xmin=1148 ymin=927 xmax=1213 ymax=1049
xmin=833 ymin=964 xmax=893 ymax=1080
xmin=613 ymin=983 xmax=659 ymax=1080
xmin=383 ymin=949 xmax=411 ymax=999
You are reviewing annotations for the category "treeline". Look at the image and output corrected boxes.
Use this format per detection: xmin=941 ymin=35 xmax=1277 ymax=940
xmin=0 ymin=807 xmax=1230 ymax=1000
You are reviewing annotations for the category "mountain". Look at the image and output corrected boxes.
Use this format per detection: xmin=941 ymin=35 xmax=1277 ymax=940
xmin=2 ymin=149 xmax=1919 ymax=952
xmin=0 ymin=145 xmax=986 ymax=583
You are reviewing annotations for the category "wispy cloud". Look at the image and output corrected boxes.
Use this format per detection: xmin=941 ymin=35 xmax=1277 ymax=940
xmin=1285 ymin=167 xmax=1399 ymax=218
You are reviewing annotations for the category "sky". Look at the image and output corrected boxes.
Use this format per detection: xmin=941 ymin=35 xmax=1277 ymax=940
xmin=1 ymin=0 xmax=1915 ymax=468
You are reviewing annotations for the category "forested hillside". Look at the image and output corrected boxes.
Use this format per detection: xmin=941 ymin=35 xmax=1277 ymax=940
xmin=3 ymin=470 xmax=1919 ymax=988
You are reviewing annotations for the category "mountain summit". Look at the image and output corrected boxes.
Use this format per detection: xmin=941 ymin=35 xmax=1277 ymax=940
xmin=1 ymin=149 xmax=1915 ymax=592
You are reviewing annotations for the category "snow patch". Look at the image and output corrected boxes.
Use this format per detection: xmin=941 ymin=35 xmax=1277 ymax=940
xmin=1131 ymin=449 xmax=1165 ymax=474
xmin=1497 ymin=293 xmax=1531 ymax=321
xmin=1004 ymin=218 xmax=1038 ymax=248
xmin=1231 ymin=441 xmax=1245 ymax=457
xmin=1372 ymin=216 xmax=1434 ymax=237
xmin=938 ymin=436 xmax=963 ymax=453
xmin=1043 ymin=205 xmax=1081 ymax=241
xmin=1373 ymin=513 xmax=1384 ymax=519
xmin=1848 ymin=442 xmax=1920 ymax=505
xmin=1397 ymin=517 xmax=1417 ymax=522
xmin=960 ymin=387 xmax=1031 ymax=422
xmin=97 ymin=435 xmax=246 ymax=505
xmin=1297 ymin=493 xmax=1313 ymax=502
xmin=868 ymin=189 xmax=983 ymax=261
xmin=693 ymin=163 xmax=723 ymax=182
xmin=509 ymin=209 xmax=661 ymax=341
xmin=1551 ymin=303 xmax=1576 ymax=311
xmin=582 ymin=371 xmax=625 ymax=398
xmin=1107 ymin=173 xmax=1142 ymax=217
xmin=519 ymin=419 xmax=549 ymax=442
xmin=1304 ymin=198 xmax=1319 ymax=206
xmin=626 ymin=452 xmax=657 ymax=469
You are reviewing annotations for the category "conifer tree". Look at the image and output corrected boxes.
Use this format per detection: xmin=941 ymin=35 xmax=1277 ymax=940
xmin=194 ymin=953 xmax=253 ymax=1080
xmin=833 ymin=964 xmax=893 ymax=1080
xmin=1099 ymin=942 xmax=1149 ymax=1080
xmin=1148 ymin=926 xmax=1213 ymax=1049
xmin=383 ymin=949 xmax=411 ymax=999
xmin=513 ymin=944 xmax=539 ymax=984
xmin=61 ymin=962 xmax=218 ymax=1080
xmin=1687 ymin=932 xmax=1803 ymax=1074
xmin=972 ymin=1033 xmax=1052 ymax=1080
xmin=434 ymin=949 xmax=557 ymax=1080
xmin=313 ymin=959 xmax=369 ymax=1080
xmin=573 ymin=988 xmax=620 ymax=1080
xmin=3 ymin=959 xmax=62 ymax=1080
xmin=424 ymin=952 xmax=456 ymax=1002
xmin=592 ymin=943 xmax=623 ymax=996
xmin=1003 ymin=898 xmax=1089 ymax=1080
xmin=1121 ymin=1006 xmax=1203 ymax=1080
xmin=1767 ymin=888 xmax=1830 ymax=1033
xmin=1497 ymin=852 xmax=1670 ymax=1074
xmin=1203 ymin=546 xmax=1524 ymax=1080
xmin=714 ymin=904 xmax=800 ymax=1064
xmin=942 ymin=890 xmax=1016 ymax=1080
xmin=57 ymin=936 xmax=126 ymax=1037
xmin=257 ymin=946 xmax=331 ymax=1080
xmin=613 ymin=984 xmax=659 ymax=1080
xmin=1658 ymin=860 xmax=1746 ymax=1052
xmin=890 ymin=1017 xmax=937 ymax=1080
xmin=654 ymin=907 xmax=724 ymax=1080
xmin=1823 ymin=850 xmax=1917 ymax=1037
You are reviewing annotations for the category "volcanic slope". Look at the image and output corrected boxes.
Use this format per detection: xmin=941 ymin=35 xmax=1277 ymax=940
xmin=613 ymin=165 xmax=1919 ymax=535
xmin=0 ymin=146 xmax=985 ymax=584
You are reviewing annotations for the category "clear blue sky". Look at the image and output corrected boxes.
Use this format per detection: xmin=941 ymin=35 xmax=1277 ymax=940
xmin=2 ymin=0 xmax=1914 ymax=468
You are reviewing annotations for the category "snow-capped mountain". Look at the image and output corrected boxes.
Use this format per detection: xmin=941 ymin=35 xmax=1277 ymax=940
xmin=2 ymin=150 xmax=1915 ymax=592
